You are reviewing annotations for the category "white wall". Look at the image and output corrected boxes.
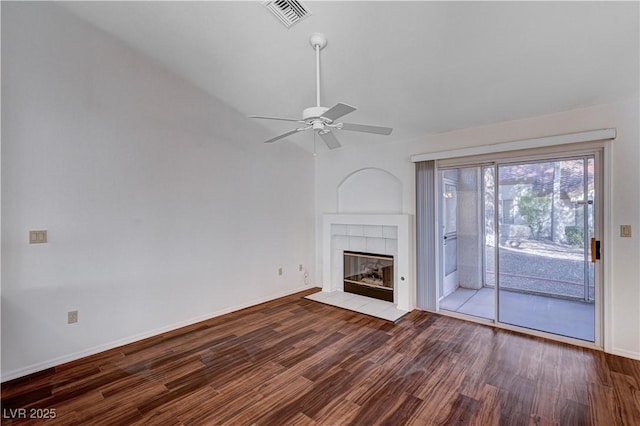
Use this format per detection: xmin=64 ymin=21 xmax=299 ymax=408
xmin=337 ymin=168 xmax=402 ymax=214
xmin=315 ymin=99 xmax=640 ymax=360
xmin=1 ymin=3 xmax=315 ymax=380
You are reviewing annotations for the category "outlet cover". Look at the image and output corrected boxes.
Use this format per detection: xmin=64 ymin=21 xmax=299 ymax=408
xmin=29 ymin=230 xmax=47 ymax=244
xmin=68 ymin=310 xmax=78 ymax=324
xmin=621 ymin=225 xmax=632 ymax=237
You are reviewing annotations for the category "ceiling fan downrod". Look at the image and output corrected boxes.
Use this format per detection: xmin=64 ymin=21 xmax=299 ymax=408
xmin=309 ymin=33 xmax=327 ymax=109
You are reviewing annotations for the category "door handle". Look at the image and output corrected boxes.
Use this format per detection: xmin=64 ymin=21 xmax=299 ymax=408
xmin=590 ymin=238 xmax=601 ymax=263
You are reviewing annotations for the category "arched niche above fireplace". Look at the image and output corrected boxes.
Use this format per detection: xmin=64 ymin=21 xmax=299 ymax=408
xmin=337 ymin=168 xmax=402 ymax=214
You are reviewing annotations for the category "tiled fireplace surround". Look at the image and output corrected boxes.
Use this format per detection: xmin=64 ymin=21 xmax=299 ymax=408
xmin=322 ymin=214 xmax=414 ymax=311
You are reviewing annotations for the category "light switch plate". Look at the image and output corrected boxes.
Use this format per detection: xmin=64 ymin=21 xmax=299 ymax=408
xmin=620 ymin=225 xmax=632 ymax=238
xmin=29 ymin=230 xmax=47 ymax=244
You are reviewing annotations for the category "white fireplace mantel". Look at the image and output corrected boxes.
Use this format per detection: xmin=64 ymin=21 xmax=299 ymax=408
xmin=322 ymin=214 xmax=414 ymax=311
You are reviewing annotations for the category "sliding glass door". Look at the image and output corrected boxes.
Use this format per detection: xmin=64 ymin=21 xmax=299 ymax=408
xmin=438 ymin=166 xmax=495 ymax=320
xmin=437 ymin=151 xmax=600 ymax=344
xmin=496 ymin=156 xmax=596 ymax=341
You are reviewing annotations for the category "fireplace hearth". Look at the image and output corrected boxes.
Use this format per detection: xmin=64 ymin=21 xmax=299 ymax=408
xmin=343 ymin=251 xmax=394 ymax=302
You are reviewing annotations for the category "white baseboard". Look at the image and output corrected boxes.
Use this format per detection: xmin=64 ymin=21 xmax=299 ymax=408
xmin=610 ymin=347 xmax=640 ymax=361
xmin=1 ymin=285 xmax=312 ymax=382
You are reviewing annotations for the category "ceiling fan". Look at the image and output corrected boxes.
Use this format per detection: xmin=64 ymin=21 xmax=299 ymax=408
xmin=249 ymin=33 xmax=393 ymax=150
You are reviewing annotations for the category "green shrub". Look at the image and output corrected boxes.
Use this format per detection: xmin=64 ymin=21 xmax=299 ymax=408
xmin=518 ymin=194 xmax=551 ymax=239
xmin=565 ymin=226 xmax=583 ymax=247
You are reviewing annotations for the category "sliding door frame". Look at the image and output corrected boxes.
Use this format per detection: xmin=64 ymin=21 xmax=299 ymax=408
xmin=433 ymin=141 xmax=607 ymax=350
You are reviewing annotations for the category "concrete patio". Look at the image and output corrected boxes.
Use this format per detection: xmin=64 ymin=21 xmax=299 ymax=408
xmin=440 ymin=287 xmax=595 ymax=341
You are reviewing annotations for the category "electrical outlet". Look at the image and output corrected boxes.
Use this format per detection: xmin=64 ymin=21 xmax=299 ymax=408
xmin=620 ymin=225 xmax=632 ymax=238
xmin=29 ymin=230 xmax=47 ymax=244
xmin=68 ymin=310 xmax=78 ymax=324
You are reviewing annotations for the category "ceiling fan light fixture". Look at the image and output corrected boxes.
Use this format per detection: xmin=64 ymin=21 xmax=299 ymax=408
xmin=262 ymin=0 xmax=312 ymax=28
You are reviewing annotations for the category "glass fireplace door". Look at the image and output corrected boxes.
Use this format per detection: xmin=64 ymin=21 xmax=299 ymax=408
xmin=344 ymin=251 xmax=394 ymax=302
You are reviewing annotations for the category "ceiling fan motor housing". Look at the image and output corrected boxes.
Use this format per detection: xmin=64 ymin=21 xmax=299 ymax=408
xmin=303 ymin=106 xmax=330 ymax=123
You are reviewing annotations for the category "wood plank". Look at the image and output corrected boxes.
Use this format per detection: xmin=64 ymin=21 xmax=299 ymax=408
xmin=1 ymin=289 xmax=639 ymax=426
xmin=610 ymin=371 xmax=640 ymax=425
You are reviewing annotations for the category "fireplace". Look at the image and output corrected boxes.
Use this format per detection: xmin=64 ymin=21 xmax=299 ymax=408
xmin=323 ymin=214 xmax=412 ymax=311
xmin=343 ymin=251 xmax=394 ymax=302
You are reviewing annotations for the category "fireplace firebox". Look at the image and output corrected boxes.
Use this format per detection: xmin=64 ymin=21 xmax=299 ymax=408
xmin=343 ymin=251 xmax=394 ymax=302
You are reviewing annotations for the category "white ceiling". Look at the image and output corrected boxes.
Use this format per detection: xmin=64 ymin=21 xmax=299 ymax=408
xmin=60 ymin=1 xmax=639 ymax=152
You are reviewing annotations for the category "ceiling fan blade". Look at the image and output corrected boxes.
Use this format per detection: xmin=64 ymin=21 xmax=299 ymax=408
xmin=322 ymin=103 xmax=357 ymax=121
xmin=264 ymin=129 xmax=302 ymax=144
xmin=249 ymin=115 xmax=304 ymax=123
xmin=340 ymin=122 xmax=393 ymax=135
xmin=319 ymin=131 xmax=341 ymax=149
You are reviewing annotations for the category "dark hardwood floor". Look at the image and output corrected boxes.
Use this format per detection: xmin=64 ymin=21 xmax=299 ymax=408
xmin=2 ymin=288 xmax=639 ymax=425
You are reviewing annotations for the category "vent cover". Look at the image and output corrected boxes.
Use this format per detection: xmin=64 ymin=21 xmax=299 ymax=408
xmin=263 ymin=0 xmax=311 ymax=28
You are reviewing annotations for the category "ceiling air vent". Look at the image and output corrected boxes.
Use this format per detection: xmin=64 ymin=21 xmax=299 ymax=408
xmin=263 ymin=0 xmax=311 ymax=28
